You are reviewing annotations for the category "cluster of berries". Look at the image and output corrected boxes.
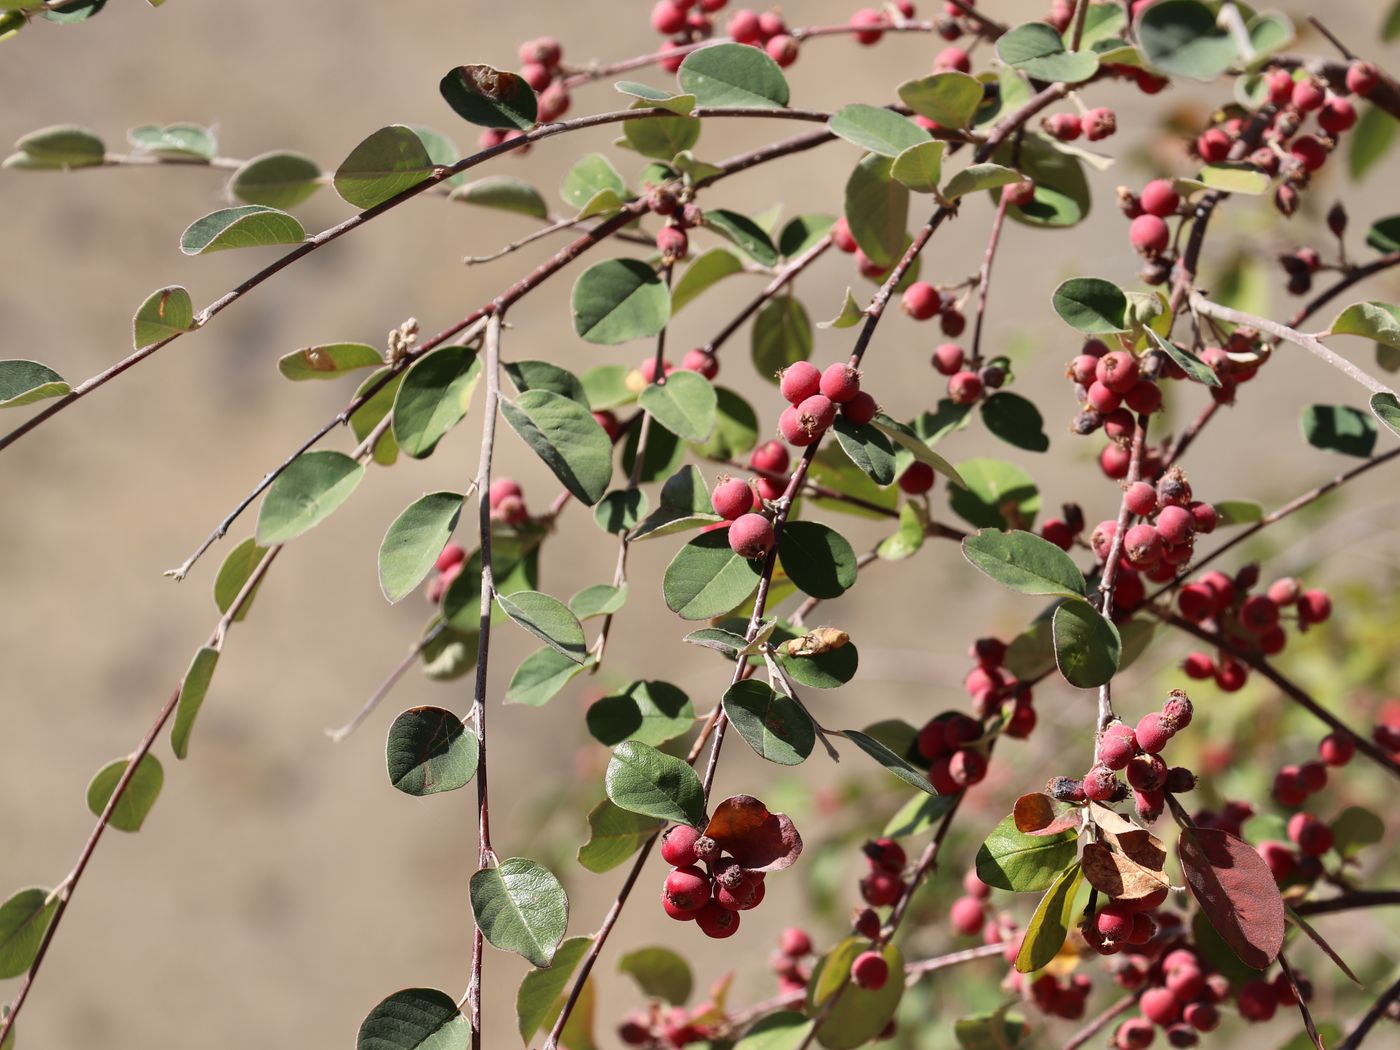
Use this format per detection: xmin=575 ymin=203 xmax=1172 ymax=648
xmin=768 ymin=927 xmax=814 ymax=998
xmin=856 ymin=837 xmax=908 ymax=910
xmin=901 ymin=280 xmax=966 ymax=337
xmin=426 ymin=542 xmax=465 ymax=604
xmin=961 ymin=636 xmax=1038 ymax=736
xmin=1177 ymin=567 xmax=1332 ymax=691
xmin=916 ymin=710 xmax=990 ymax=793
xmin=947 ymin=868 xmax=995 ymax=938
xmin=1016 ymin=969 xmax=1094 ymax=1021
xmin=726 ymin=6 xmax=801 ymax=69
xmin=1071 ymin=690 xmax=1197 ymax=825
xmin=617 ymin=995 xmax=722 ymax=1048
xmin=1090 ymin=470 xmax=1218 ymax=582
xmin=709 ymin=473 xmax=775 ymax=560
xmin=776 ymin=359 xmax=878 ymax=445
xmin=1041 ymin=105 xmax=1118 ymax=144
xmin=516 ymin=37 xmax=571 ymax=122
xmin=658 ymin=824 xmax=766 ymax=937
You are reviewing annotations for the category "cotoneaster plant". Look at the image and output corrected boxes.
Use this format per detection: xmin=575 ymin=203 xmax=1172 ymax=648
xmin=3 ymin=2 xmax=1400 ymax=1050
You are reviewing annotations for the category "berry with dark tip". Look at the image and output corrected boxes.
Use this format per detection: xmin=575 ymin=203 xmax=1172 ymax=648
xmin=695 ymin=900 xmax=741 ymax=938
xmin=660 ymin=824 xmax=701 ymax=867
xmin=779 ymin=361 xmax=821 ymax=404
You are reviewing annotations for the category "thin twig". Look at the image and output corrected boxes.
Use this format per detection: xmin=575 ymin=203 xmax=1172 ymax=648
xmin=325 ymin=626 xmax=442 ymax=742
xmin=968 ymin=190 xmax=1011 ymax=368
xmin=1338 ymin=972 xmax=1400 ymax=1050
xmin=1061 ymin=992 xmax=1139 ymax=1050
xmin=700 ymin=234 xmax=832 ymax=356
xmin=1294 ymin=890 xmax=1400 ymax=916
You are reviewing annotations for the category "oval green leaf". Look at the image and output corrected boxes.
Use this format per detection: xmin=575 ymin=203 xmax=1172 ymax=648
xmin=439 ymin=65 xmax=538 ymax=130
xmin=379 ymin=492 xmax=464 ymax=602
xmin=334 ymin=125 xmax=436 ymax=209
xmin=604 ymin=740 xmax=706 ymax=827
xmin=496 ymin=590 xmax=587 ymax=663
xmin=277 ymin=341 xmax=383 ymax=381
xmin=963 ymin=529 xmax=1086 ymax=598
xmin=171 ymin=645 xmax=220 ymax=760
xmin=841 ymin=729 xmax=938 ymax=796
xmin=844 ymin=153 xmax=908 ymax=268
xmin=662 ymin=529 xmax=762 ymax=620
xmin=506 ymin=645 xmax=594 ymax=707
xmin=0 ymin=888 xmax=59 ymax=979
xmin=587 ymin=680 xmax=695 ymax=747
xmin=639 ymin=370 xmax=717 ymax=443
xmin=897 ymin=72 xmax=985 ymax=128
xmin=1014 ymin=862 xmax=1083 ymax=973
xmin=386 ymin=706 xmax=479 ymax=795
xmin=828 ymin=104 xmax=929 ymax=158
xmin=975 ymin=812 xmax=1078 ymax=892
xmin=179 ymin=205 xmax=305 ymax=254
xmin=778 ymin=520 xmax=857 ymax=600
xmin=356 ymin=987 xmax=470 ymax=1050
xmin=470 ymin=857 xmax=567 ymax=968
xmin=85 ymin=754 xmax=163 ymax=832
xmin=1051 ymin=277 xmax=1128 ymax=333
xmin=392 ymin=344 xmax=482 ymax=458
xmin=997 ymin=21 xmax=1099 ymax=83
xmin=132 ymin=285 xmax=196 ymax=349
xmin=1052 ymin=597 xmax=1122 ymax=688
xmin=723 ymin=680 xmax=814 ymax=766
xmin=577 ymin=799 xmax=663 ymax=874
xmin=501 ymin=389 xmax=614 ymax=506
xmin=229 ymin=150 xmax=323 ymax=209
xmin=0 ymin=360 xmax=69 ymax=408
xmin=255 ymin=450 xmax=365 ymax=545
xmin=571 ymin=258 xmax=670 ymax=345
xmin=677 ymin=42 xmax=789 ymax=109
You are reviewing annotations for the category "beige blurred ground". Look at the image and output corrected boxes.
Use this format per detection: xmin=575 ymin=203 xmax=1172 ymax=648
xmin=2 ymin=1 xmax=1399 ymax=1047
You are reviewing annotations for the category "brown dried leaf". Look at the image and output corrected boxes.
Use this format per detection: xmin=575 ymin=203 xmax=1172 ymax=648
xmin=704 ymin=794 xmax=803 ymax=872
xmin=1082 ymin=840 xmax=1170 ymax=901
xmin=783 ymin=627 xmax=850 ymax=657
xmin=1090 ymin=803 xmax=1142 ymax=837
xmin=1178 ymin=827 xmax=1285 ymax=970
xmin=1014 ymin=792 xmax=1082 ymax=836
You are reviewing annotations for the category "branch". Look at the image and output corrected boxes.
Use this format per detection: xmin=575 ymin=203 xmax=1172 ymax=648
xmin=324 ymin=625 xmax=442 ymax=742
xmin=968 ymin=190 xmax=1011 ymax=367
xmin=1061 ymin=993 xmax=1140 ymax=1050
xmin=1153 ymin=609 xmax=1400 ymax=778
xmin=0 ymin=105 xmax=838 ymax=456
xmin=465 ymin=313 xmax=503 ymax=1047
xmin=1294 ymin=890 xmax=1400 ymax=917
xmin=1289 ymin=253 xmax=1400 ymax=329
xmin=1190 ymin=292 xmax=1394 ymax=397
xmin=700 ymin=233 xmax=832 ymax=356
xmin=1338 ymin=972 xmax=1400 ymax=1050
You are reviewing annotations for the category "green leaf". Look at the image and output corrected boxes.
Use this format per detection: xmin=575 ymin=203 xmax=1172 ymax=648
xmin=356 ymin=988 xmax=470 ymax=1050
xmin=1213 ymin=499 xmax=1264 ymax=526
xmin=1196 ymin=162 xmax=1270 ymax=195
xmin=587 ymin=680 xmax=695 ymax=747
xmin=439 ymin=65 xmax=538 ymax=129
xmin=351 ymin=367 xmax=404 ymax=465
xmin=517 ymin=937 xmax=594 ymax=1044
xmin=1330 ymin=805 xmax=1384 ymax=858
xmin=385 ymin=707 xmax=478 ymax=795
xmin=1052 ymin=277 xmax=1128 ymax=333
xmin=568 ymin=583 xmax=628 ymax=620
xmin=1349 ymin=104 xmax=1397 ymax=180
xmin=662 ymin=529 xmax=762 ymax=619
xmin=506 ymin=646 xmax=593 ymax=706
xmin=963 ymin=529 xmax=1086 ymax=598
xmin=581 ymin=364 xmax=635 ymax=410
xmin=976 ymin=812 xmax=1078 ymax=892
xmin=841 ymin=730 xmax=938 ymax=796
xmin=496 ymin=590 xmax=587 ymax=663
xmin=179 ymin=205 xmax=305 ymax=254
xmin=677 ymin=42 xmax=789 ymax=109
xmin=0 ymin=888 xmax=59 ymax=979
xmin=703 ymin=208 xmax=779 ymax=266
xmin=884 ymin=792 xmax=958 ymax=838
xmin=470 ymin=858 xmax=567 ymax=968
xmin=6 ymin=124 xmax=104 ymax=168
xmin=671 ymin=247 xmax=746 ymax=312
xmin=752 ymin=296 xmax=813 ymax=378
xmin=504 ymin=359 xmax=589 ymax=408
xmin=1146 ymin=328 xmax=1222 ymax=387
xmin=1015 ymin=862 xmax=1083 ymax=973
xmin=229 ymin=151 xmax=323 ymax=209
xmin=577 ymin=799 xmax=662 ymax=873
xmin=831 ymin=416 xmax=897 ymax=485
xmin=779 ymin=520 xmax=857 ymax=600
xmin=1371 ymin=391 xmax=1400 ymax=439
xmin=40 ymin=0 xmax=105 ymax=23
xmin=0 ymin=360 xmax=69 ymax=408
xmin=605 ymin=740 xmax=706 ymax=826
xmin=818 ymin=288 xmax=865 ymax=329
xmin=776 ymin=639 xmax=859 ymax=690
xmin=560 ymin=153 xmax=628 ymax=211
xmin=615 ymin=81 xmax=697 ymax=113
xmin=723 ymin=680 xmax=815 ymax=766
xmin=334 ymin=125 xmax=435 ymax=209
xmin=255 ymin=450 xmax=365 ymax=545
xmin=213 ymin=537 xmax=268 ymax=621
xmin=1331 ymin=301 xmax=1400 ymax=349
xmin=809 ymin=940 xmax=904 ymax=1050
xmin=623 ymin=107 xmax=701 ymax=162
xmin=1138 ymin=0 xmax=1239 ymax=81
xmin=1367 ymin=216 xmax=1400 ymax=254
xmin=379 ymin=492 xmax=464 ymax=602
xmin=571 ymin=258 xmax=670 ymax=345
xmin=617 ymin=946 xmax=693 ymax=1005
xmin=1052 ymin=598 xmax=1121 ymax=688
xmin=85 ymin=754 xmax=163 ymax=832
xmin=639 ymin=370 xmax=717 ymax=442
xmin=897 ymin=73 xmax=984 ymax=128
xmin=1301 ymin=404 xmax=1378 ymax=458
xmin=694 ymin=385 xmax=760 ymax=460
xmin=127 ymin=121 xmax=214 ymax=160
xmin=392 ymin=345 xmax=482 ymax=458
xmin=877 ymin=502 xmax=925 ymax=561
xmin=948 ymin=458 xmax=1041 ymax=530
xmin=130 ymin=285 xmax=197 ymax=350
xmin=501 ymin=389 xmax=614 ymax=505
xmin=954 ymin=1006 xmax=1029 ymax=1050
xmin=778 ymin=213 xmax=835 ymax=258
xmin=594 ymin=489 xmax=648 ymax=535
xmin=997 ymin=21 xmax=1099 ymax=83
xmin=941 ymin=162 xmax=1023 ymax=202
xmin=630 ymin=465 xmax=719 ymax=541
xmin=980 ymin=392 xmax=1048 ymax=452
xmin=844 ymin=153 xmax=908 ymax=268
xmin=871 ymin=414 xmax=965 ymax=488
xmin=277 ymin=342 xmax=383 ymax=381
xmin=451 ymin=175 xmax=548 ymax=218
xmin=828 ymin=104 xmax=929 ymax=157
xmin=171 ymin=646 xmax=219 ymax=760
xmin=890 ymin=140 xmax=946 ymax=193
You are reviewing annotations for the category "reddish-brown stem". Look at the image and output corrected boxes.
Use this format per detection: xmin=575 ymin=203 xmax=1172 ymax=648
xmin=700 ymin=234 xmax=832 ymax=356
xmin=968 ymin=190 xmax=1011 ymax=368
xmin=324 ymin=627 xmax=441 ymax=742
xmin=1154 ymin=609 xmax=1400 ymax=778
xmin=1288 ymin=253 xmax=1400 ymax=328
xmin=1339 ymin=972 xmax=1400 ymax=1050
xmin=1293 ymin=889 xmax=1400 ymax=916
xmin=1061 ymin=992 xmax=1140 ymax=1050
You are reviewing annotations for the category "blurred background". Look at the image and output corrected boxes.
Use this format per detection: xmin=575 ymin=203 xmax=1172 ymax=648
xmin=2 ymin=1 xmax=1399 ymax=1047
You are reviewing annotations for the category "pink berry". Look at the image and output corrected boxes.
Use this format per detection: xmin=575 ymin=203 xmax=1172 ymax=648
xmin=1290 ymin=134 xmax=1329 ymax=172
xmin=660 ymin=825 xmax=702 ymax=867
xmin=1096 ymin=904 xmax=1135 ymax=943
xmin=1319 ymin=95 xmax=1357 ymax=135
xmin=1296 ymin=589 xmax=1332 ymax=624
xmin=780 ymin=927 xmax=812 ymax=957
xmin=841 ymin=390 xmax=878 ymax=425
xmin=1197 ymin=127 xmax=1232 ymax=162
xmin=638 ymin=357 xmax=673 ymax=384
xmin=652 ymin=0 xmax=688 ymax=35
xmin=860 ymin=870 xmax=903 ymax=907
xmin=1083 ymin=763 xmax=1119 ymax=801
xmin=435 ymin=543 xmax=466 ymax=573
xmin=765 ymin=33 xmax=798 ymax=67
xmin=656 ymin=225 xmax=688 ymax=258
xmin=932 ymin=342 xmax=965 ymax=375
xmin=712 ymin=477 xmax=755 ymax=520
xmin=949 ymin=895 xmax=986 ymax=936
xmin=1084 ymin=106 xmax=1117 ymax=141
xmin=663 ymin=865 xmax=711 ymax=911
xmin=749 ymin=439 xmax=789 ymax=474
xmin=521 ymin=62 xmax=552 ymax=92
xmin=898 ymin=462 xmax=936 ymax=495
xmin=1189 ymin=501 xmax=1217 ymax=534
xmin=832 ymin=217 xmax=858 ymax=253
xmin=1130 ymin=214 xmax=1170 ymax=255
xmin=1287 ymin=812 xmax=1334 ymax=856
xmin=1319 ymin=731 xmax=1355 ymax=767
xmin=819 ymin=363 xmax=861 ymax=403
xmin=1135 ymin=712 xmax=1174 ymax=754
xmin=935 ymin=45 xmax=970 ymax=72
xmin=1156 ymin=504 xmax=1194 ymax=545
xmin=1124 ymin=379 xmax=1163 ymax=414
xmin=797 ymin=393 xmax=836 ymax=433
xmin=851 ymin=950 xmax=889 ymax=989
xmin=779 ymin=360 xmax=821 ymax=404
xmin=728 ymin=8 xmax=762 ymax=45
xmin=1346 ymin=60 xmax=1380 ymax=97
xmin=489 ymin=478 xmax=523 ymax=507
xmin=1124 ymin=481 xmax=1158 ymax=517
xmin=1096 ymin=351 xmax=1141 ymax=394
xmin=902 ymin=281 xmax=942 ymax=320
xmin=1115 ymin=1019 xmax=1155 ymax=1050
xmin=1100 ymin=722 xmax=1138 ymax=771
xmin=1140 ymin=178 xmax=1181 ymax=217
xmin=679 ymin=346 xmax=718 ymax=380
xmin=1044 ymin=112 xmax=1082 ymax=141
xmin=1291 ymin=78 xmax=1326 ymax=112
xmin=728 ymin=513 xmax=774 ymax=559
xmin=1124 ymin=523 xmax=1164 ymax=567
xmin=695 ymin=900 xmax=741 ymax=938
xmin=778 ymin=405 xmax=817 ymax=446
xmin=962 ymin=869 xmax=991 ymax=899
xmin=849 ymin=8 xmax=885 ymax=45
xmin=1041 ymin=519 xmax=1073 ymax=550
xmin=1141 ymin=986 xmax=1182 ymax=1027
xmin=1127 ymin=752 xmax=1168 ymax=791
xmin=948 ymin=370 xmax=983 ymax=404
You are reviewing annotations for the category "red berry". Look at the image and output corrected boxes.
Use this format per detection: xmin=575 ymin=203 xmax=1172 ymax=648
xmin=1044 ymin=112 xmax=1082 ymax=141
xmin=656 ymin=225 xmax=688 ymax=259
xmin=1130 ymin=213 xmax=1170 ymax=255
xmin=1127 ymin=752 xmax=1168 ymax=791
xmin=1135 ymin=712 xmax=1175 ymax=754
xmin=1084 ymin=107 xmax=1117 ymax=141
xmin=1290 ymin=134 xmax=1329 ymax=172
xmin=935 ymin=45 xmax=970 ymax=73
xmin=1100 ymin=722 xmax=1138 ymax=770
xmin=765 ymin=33 xmax=798 ymax=67
xmin=1291 ymin=78 xmax=1326 ymax=112
xmin=932 ymin=342 xmax=965 ymax=375
xmin=637 ymin=357 xmax=673 ymax=384
xmin=898 ymin=461 xmax=936 ymax=495
xmin=1287 ymin=812 xmax=1334 ymax=856
xmin=1197 ymin=127 xmax=1232 ymax=162
xmin=1257 ymin=840 xmax=1297 ymax=882
xmin=849 ymin=7 xmax=885 ymax=45
xmin=949 ymin=895 xmax=986 ymax=936
xmin=1140 ymin=179 xmax=1181 ymax=217
xmin=1115 ymin=1019 xmax=1156 ymax=1050
xmin=1041 ymin=519 xmax=1074 ymax=550
xmin=1097 ymin=351 xmax=1141 ymax=394
xmin=1319 ymin=731 xmax=1355 ymax=767
xmin=779 ymin=360 xmax=822 ymax=404
xmin=948 ymin=370 xmax=983 ymax=404
xmin=1347 ymin=60 xmax=1380 ymax=97
xmin=682 ymin=347 xmax=718 ymax=379
xmin=1125 ymin=523 xmax=1164 ymax=567
xmin=1096 ymin=904 xmax=1135 ymax=943
xmin=712 ymin=477 xmax=755 ymax=520
xmin=1141 ymin=987 xmax=1181 ymax=1027
xmin=1184 ymin=1002 xmax=1219 ymax=1032
xmin=1084 ymin=763 xmax=1120 ymax=801
xmin=780 ymin=926 xmax=812 ymax=957
xmin=728 ymin=8 xmax=762 ymax=44
xmin=851 ymin=950 xmax=889 ymax=989
xmin=749 ymin=439 xmax=789 ymax=474
xmin=660 ymin=824 xmax=702 ymax=867
xmin=1124 ymin=481 xmax=1158 ymax=517
xmin=1296 ymin=589 xmax=1332 ymax=624
xmin=1298 ymin=760 xmax=1328 ymax=794
xmin=728 ymin=512 xmax=774 ymax=559
xmin=820 ymin=363 xmax=861 ymax=403
xmin=941 ymin=307 xmax=966 ymax=336
xmin=435 ymin=543 xmax=466 ymax=573
xmin=652 ymin=0 xmax=688 ymax=35
xmin=865 ymin=837 xmax=906 ymax=872
xmin=841 ymin=390 xmax=878 ymax=425
xmin=831 ymin=217 xmax=858 ymax=253
xmin=859 ymin=870 xmax=904 ymax=907
xmin=797 ymin=393 xmax=836 ymax=434
xmin=593 ymin=410 xmax=621 ymax=441
xmin=1319 ymin=95 xmax=1358 ymax=135
xmin=902 ymin=281 xmax=942 ymax=320
xmin=1236 ymin=978 xmax=1278 ymax=1022
xmin=695 ymin=900 xmax=741 ymax=938
xmin=778 ymin=405 xmax=815 ymax=446
xmin=963 ymin=869 xmax=991 ymax=899
xmin=949 ymin=748 xmax=987 ymax=786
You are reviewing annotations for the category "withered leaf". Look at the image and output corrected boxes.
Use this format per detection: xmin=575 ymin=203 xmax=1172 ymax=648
xmin=1014 ymin=792 xmax=1082 ymax=837
xmin=1178 ymin=826 xmax=1285 ymax=970
xmin=704 ymin=794 xmax=803 ymax=872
